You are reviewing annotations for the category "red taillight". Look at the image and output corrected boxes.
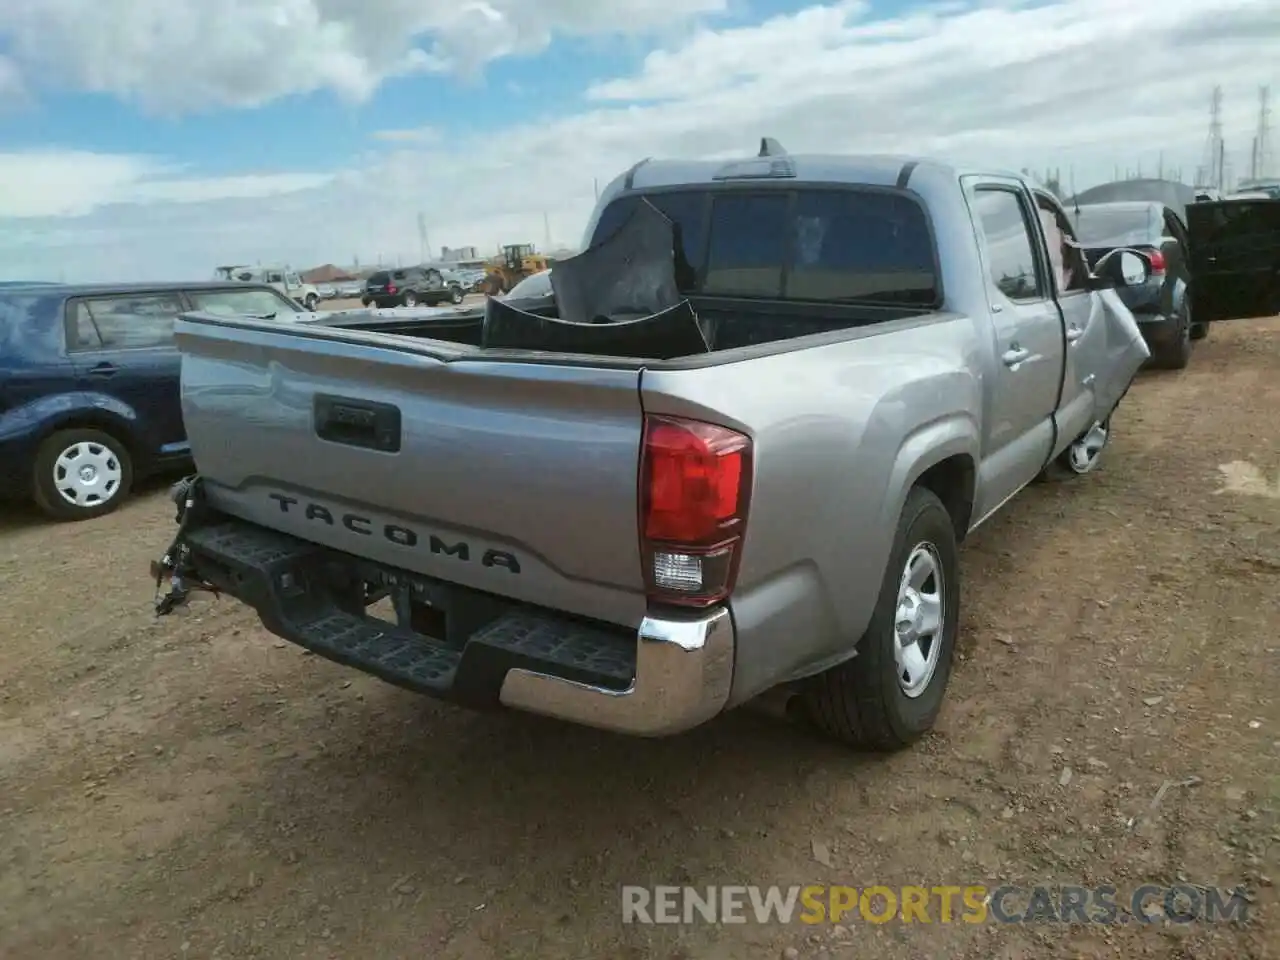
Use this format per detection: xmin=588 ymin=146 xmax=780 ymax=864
xmin=1145 ymin=249 xmax=1166 ymax=275
xmin=387 ymin=284 xmax=398 ymax=294
xmin=640 ymin=414 xmax=752 ymax=607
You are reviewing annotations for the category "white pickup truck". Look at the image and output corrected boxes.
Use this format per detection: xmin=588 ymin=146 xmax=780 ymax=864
xmin=213 ymin=265 xmax=321 ymax=311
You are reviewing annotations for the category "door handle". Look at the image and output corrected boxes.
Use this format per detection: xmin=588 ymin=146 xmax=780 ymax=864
xmin=87 ymin=362 xmax=119 ymax=378
xmin=1002 ymin=346 xmax=1031 ymax=368
xmin=1066 ymin=324 xmax=1084 ymax=343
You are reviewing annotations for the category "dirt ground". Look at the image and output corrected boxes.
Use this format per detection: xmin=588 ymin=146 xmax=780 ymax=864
xmin=1 ymin=319 xmax=1277 ymax=960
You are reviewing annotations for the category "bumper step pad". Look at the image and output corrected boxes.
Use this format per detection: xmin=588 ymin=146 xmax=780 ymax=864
xmin=181 ymin=519 xmax=636 ymax=703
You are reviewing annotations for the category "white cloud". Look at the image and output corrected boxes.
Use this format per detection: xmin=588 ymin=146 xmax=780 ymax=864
xmin=0 ymin=149 xmax=335 ymax=217
xmin=1 ymin=0 xmax=1278 ymax=282
xmin=0 ymin=0 xmax=725 ymax=111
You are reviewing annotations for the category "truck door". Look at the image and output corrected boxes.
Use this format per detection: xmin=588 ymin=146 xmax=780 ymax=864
xmin=1185 ymin=197 xmax=1280 ymax=321
xmin=1033 ymin=191 xmax=1102 ymax=451
xmin=965 ymin=180 xmax=1066 ymax=519
xmin=66 ymin=292 xmax=187 ymax=459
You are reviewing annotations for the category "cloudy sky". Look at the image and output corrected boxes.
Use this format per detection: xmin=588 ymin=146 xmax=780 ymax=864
xmin=0 ymin=0 xmax=1276 ymax=282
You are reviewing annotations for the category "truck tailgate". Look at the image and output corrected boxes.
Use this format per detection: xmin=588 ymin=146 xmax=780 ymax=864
xmin=175 ymin=316 xmax=648 ymax=627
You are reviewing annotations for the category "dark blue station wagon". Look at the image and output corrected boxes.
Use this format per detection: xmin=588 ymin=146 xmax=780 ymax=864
xmin=0 ymin=281 xmax=302 ymax=520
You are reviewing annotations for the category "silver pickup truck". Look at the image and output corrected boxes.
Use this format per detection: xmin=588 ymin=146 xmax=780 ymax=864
xmin=153 ymin=144 xmax=1187 ymax=751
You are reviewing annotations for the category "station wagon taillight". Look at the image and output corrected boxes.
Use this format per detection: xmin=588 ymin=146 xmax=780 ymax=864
xmin=639 ymin=414 xmax=752 ymax=607
xmin=1145 ymin=249 xmax=1166 ymax=276
xmin=387 ymin=284 xmax=398 ymax=294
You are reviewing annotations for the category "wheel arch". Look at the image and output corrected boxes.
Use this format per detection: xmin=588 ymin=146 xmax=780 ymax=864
xmin=36 ymin=406 xmax=143 ymax=465
xmin=881 ymin=415 xmax=981 ymax=545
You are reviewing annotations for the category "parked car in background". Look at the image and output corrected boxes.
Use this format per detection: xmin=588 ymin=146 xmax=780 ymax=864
xmin=0 ymin=282 xmax=302 ymax=521
xmin=361 ymin=267 xmax=465 ymax=308
xmin=499 ymin=268 xmax=553 ymax=300
xmin=214 ymin=264 xmax=322 ymax=311
xmin=337 ymin=280 xmax=363 ymax=298
xmin=1069 ymin=200 xmax=1206 ymax=368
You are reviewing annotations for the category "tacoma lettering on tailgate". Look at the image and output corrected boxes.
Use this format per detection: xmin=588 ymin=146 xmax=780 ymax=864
xmin=268 ymin=493 xmax=521 ymax=573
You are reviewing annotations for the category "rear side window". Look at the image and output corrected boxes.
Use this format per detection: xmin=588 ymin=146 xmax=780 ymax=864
xmin=971 ymin=188 xmax=1043 ymax=301
xmin=590 ymin=186 xmax=938 ymax=305
xmin=368 ymin=272 xmax=390 ymax=284
xmin=69 ymin=293 xmax=185 ymax=351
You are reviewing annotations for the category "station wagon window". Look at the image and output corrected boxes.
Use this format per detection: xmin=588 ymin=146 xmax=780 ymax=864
xmin=188 ymin=288 xmax=299 ymax=317
xmin=68 ymin=293 xmax=185 ymax=351
xmin=971 ymin=188 xmax=1043 ymax=301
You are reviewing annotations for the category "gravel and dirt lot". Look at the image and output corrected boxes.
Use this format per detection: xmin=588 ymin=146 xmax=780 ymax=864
xmin=1 ymin=319 xmax=1277 ymax=960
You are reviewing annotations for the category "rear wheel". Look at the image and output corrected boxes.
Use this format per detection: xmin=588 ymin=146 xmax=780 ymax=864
xmin=798 ymin=486 xmax=959 ymax=751
xmin=402 ymin=292 xmax=418 ymax=308
xmin=32 ymin=428 xmax=134 ymax=521
xmin=304 ymin=294 xmax=319 ymax=311
xmin=1150 ymin=304 xmax=1192 ymax=369
xmin=1190 ymin=322 xmax=1209 ymax=341
xmin=449 ymin=286 xmax=465 ymax=305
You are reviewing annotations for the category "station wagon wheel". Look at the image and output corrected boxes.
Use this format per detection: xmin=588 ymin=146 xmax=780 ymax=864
xmin=402 ymin=292 xmax=417 ymax=308
xmin=32 ymin=428 xmax=134 ymax=521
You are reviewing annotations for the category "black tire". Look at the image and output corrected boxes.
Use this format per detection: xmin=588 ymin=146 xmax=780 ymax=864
xmin=1150 ymin=305 xmax=1192 ymax=370
xmin=449 ymin=286 xmax=464 ymax=305
xmin=32 ymin=427 xmax=134 ymax=521
xmin=402 ymin=292 xmax=417 ymax=308
xmin=361 ymin=298 xmax=372 ymax=307
xmin=799 ymin=486 xmax=960 ymax=751
xmin=304 ymin=294 xmax=319 ymax=311
xmin=1190 ymin=322 xmax=1209 ymax=341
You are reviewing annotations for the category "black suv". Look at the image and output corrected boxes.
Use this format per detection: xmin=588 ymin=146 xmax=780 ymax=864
xmin=361 ymin=267 xmax=465 ymax=308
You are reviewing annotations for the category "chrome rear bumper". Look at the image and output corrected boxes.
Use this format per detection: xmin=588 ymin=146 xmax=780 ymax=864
xmin=499 ymin=608 xmax=735 ymax=736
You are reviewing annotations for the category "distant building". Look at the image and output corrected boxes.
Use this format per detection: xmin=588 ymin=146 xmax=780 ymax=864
xmin=441 ymin=245 xmax=478 ymax=261
xmin=301 ymin=263 xmax=361 ymax=283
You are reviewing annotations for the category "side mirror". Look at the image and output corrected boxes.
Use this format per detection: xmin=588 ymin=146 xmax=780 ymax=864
xmin=1090 ymin=248 xmax=1152 ymax=288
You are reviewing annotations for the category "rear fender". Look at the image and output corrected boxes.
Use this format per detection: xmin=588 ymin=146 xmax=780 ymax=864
xmin=881 ymin=415 xmax=982 ymax=544
xmin=0 ymin=390 xmax=142 ymax=448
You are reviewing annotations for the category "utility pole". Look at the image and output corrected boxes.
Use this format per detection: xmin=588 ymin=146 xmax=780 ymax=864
xmin=543 ymin=211 xmax=551 ymax=252
xmin=1254 ymin=85 xmax=1273 ymax=182
xmin=417 ymin=212 xmax=429 ymax=265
